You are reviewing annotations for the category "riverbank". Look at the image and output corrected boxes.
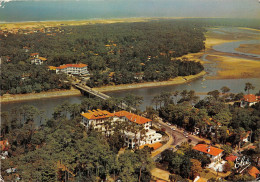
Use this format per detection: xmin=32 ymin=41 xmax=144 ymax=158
xmin=0 ymin=89 xmax=81 ymax=103
xmin=0 ymin=71 xmax=206 ymax=103
xmin=184 ymin=27 xmax=260 ymax=80
xmin=95 ymin=71 xmax=206 ymax=93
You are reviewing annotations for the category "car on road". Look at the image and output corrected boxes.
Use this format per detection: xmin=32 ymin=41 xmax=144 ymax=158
xmin=171 ymin=128 xmax=175 ymax=131
xmin=185 ymin=135 xmax=188 ymax=138
xmin=175 ymin=145 xmax=180 ymax=149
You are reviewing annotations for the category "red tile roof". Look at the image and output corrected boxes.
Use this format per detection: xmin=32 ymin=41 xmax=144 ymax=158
xmin=38 ymin=57 xmax=47 ymax=61
xmin=248 ymin=166 xmax=260 ymax=178
xmin=30 ymin=53 xmax=39 ymax=56
xmin=243 ymin=94 xmax=260 ymax=103
xmin=193 ymin=144 xmax=223 ymax=156
xmin=82 ymin=110 xmax=151 ymax=124
xmin=0 ymin=140 xmax=9 ymax=151
xmin=114 ymin=111 xmax=151 ymax=124
xmin=56 ymin=64 xmax=87 ymax=69
xmin=140 ymin=142 xmax=162 ymax=150
xmin=81 ymin=109 xmax=114 ymax=120
xmin=225 ymin=155 xmax=238 ymax=162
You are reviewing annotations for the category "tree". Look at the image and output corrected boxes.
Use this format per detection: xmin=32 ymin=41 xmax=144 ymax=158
xmin=169 ymin=174 xmax=188 ymax=182
xmin=1 ymin=112 xmax=10 ymax=137
xmin=118 ymin=150 xmax=139 ymax=182
xmin=135 ymin=148 xmax=154 ymax=182
xmin=190 ymin=159 xmax=202 ymax=179
xmin=223 ymin=161 xmax=232 ymax=173
xmin=244 ymin=82 xmax=255 ymax=95
xmin=34 ymin=83 xmax=42 ymax=93
xmin=207 ymin=90 xmax=220 ymax=100
xmin=221 ymin=144 xmax=233 ymax=156
xmin=221 ymin=86 xmax=230 ymax=94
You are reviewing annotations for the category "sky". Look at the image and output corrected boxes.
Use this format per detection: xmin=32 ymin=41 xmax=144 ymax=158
xmin=0 ymin=0 xmax=259 ymax=20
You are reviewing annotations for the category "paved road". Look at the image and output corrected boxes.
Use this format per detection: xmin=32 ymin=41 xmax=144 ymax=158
xmin=152 ymin=117 xmax=211 ymax=160
xmin=157 ymin=118 xmax=202 ymax=146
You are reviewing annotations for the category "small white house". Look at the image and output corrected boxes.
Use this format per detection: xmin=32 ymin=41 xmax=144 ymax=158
xmin=30 ymin=53 xmax=47 ymax=65
xmin=241 ymin=94 xmax=260 ymax=107
xmin=193 ymin=144 xmax=224 ymax=162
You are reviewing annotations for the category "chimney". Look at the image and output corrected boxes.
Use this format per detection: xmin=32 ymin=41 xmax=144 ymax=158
xmin=207 ymin=146 xmax=210 ymax=152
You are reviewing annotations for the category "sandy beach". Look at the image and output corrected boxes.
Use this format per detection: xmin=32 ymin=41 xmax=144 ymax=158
xmin=0 ymin=89 xmax=81 ymax=103
xmin=0 ymin=17 xmax=184 ymax=31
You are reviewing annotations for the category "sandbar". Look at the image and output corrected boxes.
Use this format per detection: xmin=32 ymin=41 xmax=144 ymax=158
xmin=235 ymin=44 xmax=260 ymax=55
xmin=205 ymin=55 xmax=260 ymax=79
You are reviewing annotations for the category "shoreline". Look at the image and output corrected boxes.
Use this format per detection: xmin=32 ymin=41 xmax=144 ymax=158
xmin=96 ymin=71 xmax=206 ymax=93
xmin=0 ymin=89 xmax=81 ymax=104
xmin=0 ymin=71 xmax=206 ymax=103
xmin=0 ymin=17 xmax=190 ymax=30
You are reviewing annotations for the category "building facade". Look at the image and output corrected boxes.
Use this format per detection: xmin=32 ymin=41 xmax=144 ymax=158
xmin=30 ymin=53 xmax=47 ymax=65
xmin=81 ymin=109 xmax=162 ymax=149
xmin=56 ymin=64 xmax=89 ymax=75
xmin=241 ymin=94 xmax=260 ymax=107
xmin=193 ymin=144 xmax=223 ymax=162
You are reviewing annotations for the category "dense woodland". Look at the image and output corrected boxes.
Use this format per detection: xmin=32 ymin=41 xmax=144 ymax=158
xmin=155 ymin=85 xmax=260 ymax=146
xmin=1 ymin=86 xmax=259 ymax=181
xmin=1 ymin=18 xmax=260 ymax=95
xmin=154 ymin=85 xmax=260 ymax=181
xmin=0 ymin=20 xmax=206 ymax=95
xmin=1 ymin=95 xmax=154 ymax=182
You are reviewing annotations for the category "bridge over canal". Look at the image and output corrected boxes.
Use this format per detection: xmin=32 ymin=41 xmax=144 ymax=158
xmin=72 ymin=82 xmax=134 ymax=110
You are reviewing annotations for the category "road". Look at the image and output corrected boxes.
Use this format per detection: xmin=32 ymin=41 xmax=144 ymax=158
xmin=152 ymin=117 xmax=210 ymax=159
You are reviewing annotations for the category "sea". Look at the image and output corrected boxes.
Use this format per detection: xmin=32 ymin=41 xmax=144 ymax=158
xmin=0 ymin=0 xmax=259 ymax=23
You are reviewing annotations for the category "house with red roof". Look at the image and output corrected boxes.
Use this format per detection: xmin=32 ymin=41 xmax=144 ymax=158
xmin=30 ymin=53 xmax=47 ymax=65
xmin=55 ymin=64 xmax=89 ymax=75
xmin=225 ymin=155 xmax=238 ymax=162
xmin=0 ymin=140 xmax=9 ymax=151
xmin=241 ymin=94 xmax=260 ymax=107
xmin=0 ymin=140 xmax=10 ymax=159
xmin=193 ymin=144 xmax=224 ymax=162
xmin=248 ymin=166 xmax=260 ymax=179
xmin=81 ymin=109 xmax=162 ymax=149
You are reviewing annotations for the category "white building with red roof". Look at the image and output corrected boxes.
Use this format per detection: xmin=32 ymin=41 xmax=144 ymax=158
xmin=30 ymin=53 xmax=47 ymax=65
xmin=241 ymin=94 xmax=260 ymax=107
xmin=81 ymin=109 xmax=162 ymax=149
xmin=55 ymin=64 xmax=89 ymax=75
xmin=193 ymin=144 xmax=224 ymax=162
